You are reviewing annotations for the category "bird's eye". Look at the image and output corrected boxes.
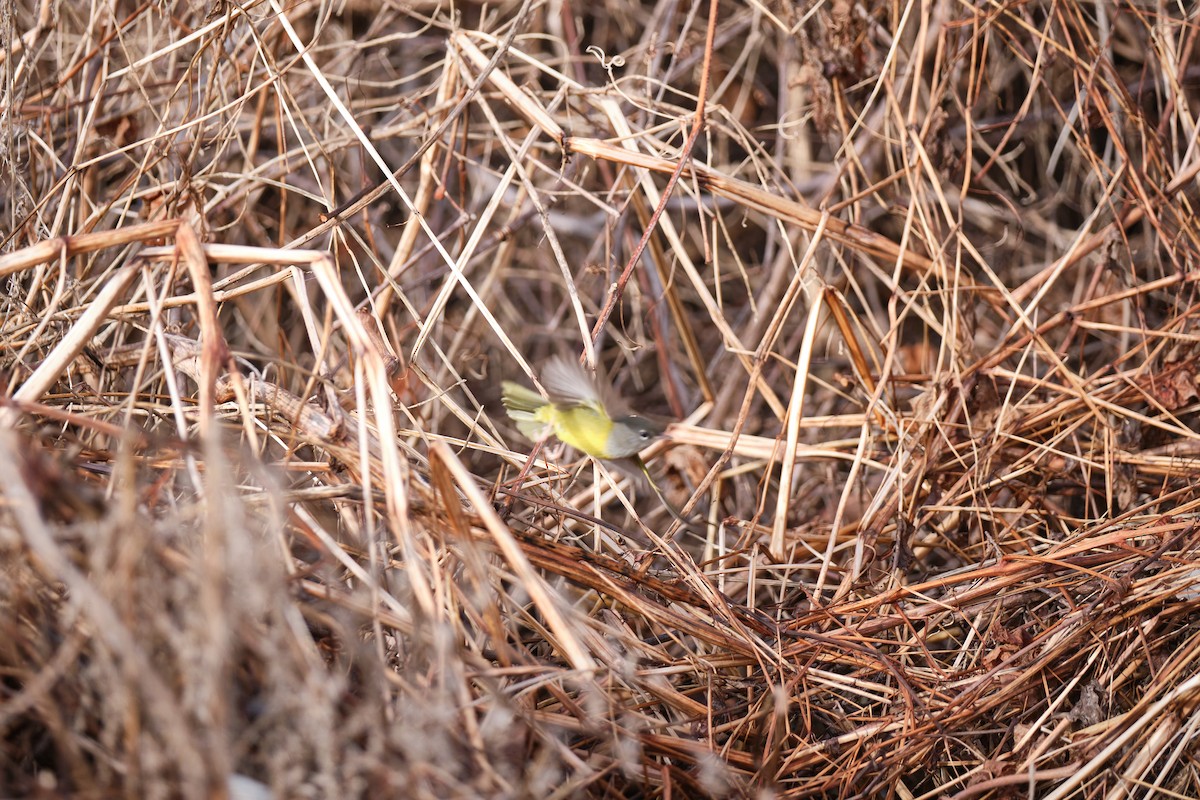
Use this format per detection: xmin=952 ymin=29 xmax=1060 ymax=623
xmin=640 ymin=430 xmax=651 ymax=439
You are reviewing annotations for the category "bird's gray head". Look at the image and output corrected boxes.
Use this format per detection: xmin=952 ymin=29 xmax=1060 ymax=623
xmin=606 ymin=414 xmax=666 ymax=459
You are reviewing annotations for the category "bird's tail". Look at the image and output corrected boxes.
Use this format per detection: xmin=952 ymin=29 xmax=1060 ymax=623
xmin=501 ymin=381 xmax=551 ymax=440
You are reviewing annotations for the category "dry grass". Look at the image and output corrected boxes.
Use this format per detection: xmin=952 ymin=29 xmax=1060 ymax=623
xmin=3 ymin=0 xmax=1200 ymax=797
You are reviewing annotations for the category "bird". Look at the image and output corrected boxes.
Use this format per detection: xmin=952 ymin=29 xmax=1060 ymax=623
xmin=501 ymin=356 xmax=686 ymax=522
xmin=501 ymin=356 xmax=663 ymax=461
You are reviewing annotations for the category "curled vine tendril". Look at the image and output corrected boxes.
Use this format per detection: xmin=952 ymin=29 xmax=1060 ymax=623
xmin=586 ymin=45 xmax=625 ymax=80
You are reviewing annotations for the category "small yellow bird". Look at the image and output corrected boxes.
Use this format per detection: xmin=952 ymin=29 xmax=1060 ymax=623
xmin=501 ymin=356 xmax=663 ymax=460
xmin=503 ymin=357 xmax=690 ymax=523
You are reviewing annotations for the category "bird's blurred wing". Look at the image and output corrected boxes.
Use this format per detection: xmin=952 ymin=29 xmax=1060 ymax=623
xmin=541 ymin=356 xmax=603 ymax=407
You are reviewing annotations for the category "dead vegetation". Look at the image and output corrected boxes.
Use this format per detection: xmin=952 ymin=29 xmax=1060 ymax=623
xmin=3 ymin=0 xmax=1200 ymax=797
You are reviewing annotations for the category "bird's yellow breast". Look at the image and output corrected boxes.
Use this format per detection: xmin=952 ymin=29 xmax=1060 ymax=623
xmin=537 ymin=402 xmax=615 ymax=459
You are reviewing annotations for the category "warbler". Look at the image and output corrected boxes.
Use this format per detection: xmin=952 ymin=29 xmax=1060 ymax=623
xmin=501 ymin=356 xmax=664 ymax=459
xmin=502 ymin=357 xmax=692 ymax=525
